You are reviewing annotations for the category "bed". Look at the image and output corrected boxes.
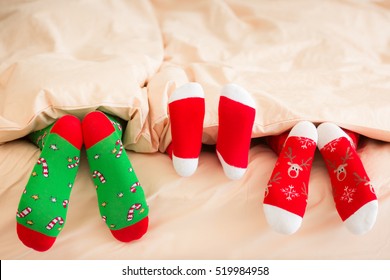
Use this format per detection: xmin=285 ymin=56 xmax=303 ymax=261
xmin=1 ymin=0 xmax=390 ymax=260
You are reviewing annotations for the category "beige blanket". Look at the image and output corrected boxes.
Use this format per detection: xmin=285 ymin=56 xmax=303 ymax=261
xmin=1 ymin=0 xmax=390 ymax=150
xmin=1 ymin=0 xmax=390 ymax=260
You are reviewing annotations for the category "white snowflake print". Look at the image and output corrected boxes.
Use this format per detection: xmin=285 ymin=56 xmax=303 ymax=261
xmin=299 ymin=137 xmax=315 ymax=149
xmin=281 ymin=185 xmax=300 ymax=201
xmin=323 ymin=138 xmax=340 ymax=152
xmin=341 ymin=186 xmax=356 ymax=203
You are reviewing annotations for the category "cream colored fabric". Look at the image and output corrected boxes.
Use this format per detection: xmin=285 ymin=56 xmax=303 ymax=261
xmin=1 ymin=0 xmax=390 ymax=152
xmin=1 ymin=0 xmax=390 ymax=259
xmin=0 ymin=0 xmax=163 ymax=152
xmin=1 ymin=139 xmax=390 ymax=259
xmin=150 ymin=0 xmax=390 ymax=147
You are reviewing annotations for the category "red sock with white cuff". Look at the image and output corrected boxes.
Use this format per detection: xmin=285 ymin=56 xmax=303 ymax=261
xmin=317 ymin=122 xmax=378 ymax=234
xmin=263 ymin=121 xmax=317 ymax=234
xmin=216 ymin=84 xmax=256 ymax=180
xmin=168 ymin=83 xmax=205 ymax=177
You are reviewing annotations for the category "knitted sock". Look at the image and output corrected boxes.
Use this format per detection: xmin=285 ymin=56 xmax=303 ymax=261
xmin=216 ymin=84 xmax=256 ymax=180
xmin=317 ymin=122 xmax=378 ymax=234
xmin=265 ymin=130 xmax=290 ymax=155
xmin=168 ymin=82 xmax=205 ymax=177
xmin=16 ymin=115 xmax=82 ymax=251
xmin=82 ymin=111 xmax=149 ymax=242
xmin=263 ymin=121 xmax=318 ymax=234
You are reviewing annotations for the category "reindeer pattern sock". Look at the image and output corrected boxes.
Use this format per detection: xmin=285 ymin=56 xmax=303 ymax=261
xmin=317 ymin=122 xmax=378 ymax=234
xmin=16 ymin=115 xmax=82 ymax=251
xmin=263 ymin=121 xmax=318 ymax=234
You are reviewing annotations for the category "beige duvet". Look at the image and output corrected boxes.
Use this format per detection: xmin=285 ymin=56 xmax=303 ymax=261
xmin=1 ymin=0 xmax=390 ymax=259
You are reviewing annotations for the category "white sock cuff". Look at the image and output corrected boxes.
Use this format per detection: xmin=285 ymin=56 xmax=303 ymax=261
xmin=169 ymin=82 xmax=204 ymax=104
xmin=317 ymin=122 xmax=353 ymax=150
xmin=344 ymin=200 xmax=378 ymax=235
xmin=216 ymin=150 xmax=247 ymax=180
xmin=172 ymin=154 xmax=199 ymax=177
xmin=288 ymin=121 xmax=318 ymax=143
xmin=263 ymin=204 xmax=303 ymax=235
xmin=221 ymin=83 xmax=256 ymax=109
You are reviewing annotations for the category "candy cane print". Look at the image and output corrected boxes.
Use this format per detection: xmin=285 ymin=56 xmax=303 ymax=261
xmin=16 ymin=207 xmax=32 ymax=218
xmin=114 ymin=139 xmax=123 ymax=158
xmin=92 ymin=170 xmax=106 ymax=184
xmin=37 ymin=157 xmax=49 ymax=177
xmin=45 ymin=216 xmax=64 ymax=230
xmin=110 ymin=120 xmax=122 ymax=131
xmin=67 ymin=157 xmax=80 ymax=169
xmin=62 ymin=200 xmax=69 ymax=208
xmin=130 ymin=182 xmax=140 ymax=193
xmin=127 ymin=203 xmax=142 ymax=221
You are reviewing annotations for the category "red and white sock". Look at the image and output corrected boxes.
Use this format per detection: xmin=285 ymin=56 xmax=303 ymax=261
xmin=263 ymin=121 xmax=318 ymax=234
xmin=216 ymin=84 xmax=256 ymax=180
xmin=317 ymin=122 xmax=378 ymax=234
xmin=168 ymin=83 xmax=205 ymax=177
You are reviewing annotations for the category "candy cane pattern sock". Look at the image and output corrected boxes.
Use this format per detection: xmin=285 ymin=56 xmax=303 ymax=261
xmin=263 ymin=121 xmax=317 ymax=234
xmin=82 ymin=111 xmax=149 ymax=242
xmin=16 ymin=115 xmax=82 ymax=251
xmin=216 ymin=84 xmax=256 ymax=180
xmin=168 ymin=82 xmax=205 ymax=177
xmin=317 ymin=122 xmax=378 ymax=234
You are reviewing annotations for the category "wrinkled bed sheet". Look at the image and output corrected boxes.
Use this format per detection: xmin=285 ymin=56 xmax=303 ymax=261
xmin=1 ymin=138 xmax=390 ymax=259
xmin=1 ymin=0 xmax=390 ymax=259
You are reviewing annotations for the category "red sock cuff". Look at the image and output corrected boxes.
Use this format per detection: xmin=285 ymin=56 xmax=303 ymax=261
xmin=165 ymin=143 xmax=173 ymax=159
xmin=82 ymin=111 xmax=115 ymax=149
xmin=343 ymin=129 xmax=360 ymax=148
xmin=266 ymin=130 xmax=290 ymax=155
xmin=169 ymin=97 xmax=205 ymax=158
xmin=50 ymin=115 xmax=83 ymax=150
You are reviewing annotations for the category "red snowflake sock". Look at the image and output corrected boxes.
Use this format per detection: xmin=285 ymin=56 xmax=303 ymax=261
xmin=82 ymin=111 xmax=149 ymax=242
xmin=216 ymin=84 xmax=256 ymax=180
xmin=263 ymin=121 xmax=317 ymax=234
xmin=317 ymin=122 xmax=378 ymax=234
xmin=168 ymin=83 xmax=205 ymax=177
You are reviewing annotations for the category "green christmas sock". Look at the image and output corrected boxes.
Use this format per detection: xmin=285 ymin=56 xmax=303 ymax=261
xmin=82 ymin=111 xmax=149 ymax=242
xmin=16 ymin=115 xmax=83 ymax=252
